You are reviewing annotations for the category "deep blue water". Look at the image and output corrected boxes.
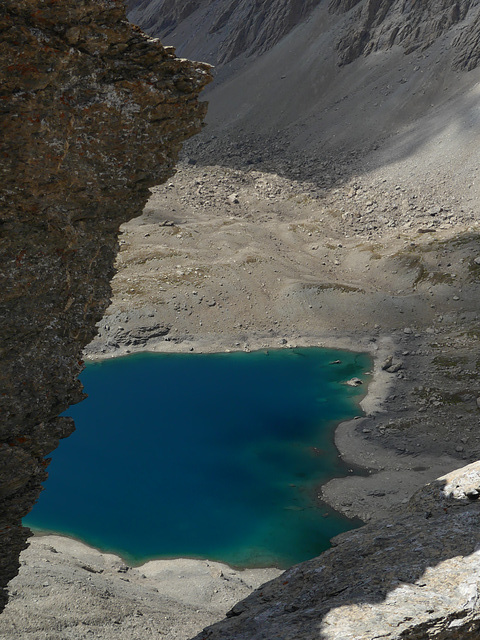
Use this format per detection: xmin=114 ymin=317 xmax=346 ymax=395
xmin=25 ymin=348 xmax=370 ymax=568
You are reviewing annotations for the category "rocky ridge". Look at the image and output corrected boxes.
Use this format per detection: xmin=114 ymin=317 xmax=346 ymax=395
xmin=0 ymin=0 xmax=211 ymax=613
xmin=127 ymin=0 xmax=322 ymax=65
xmin=332 ymin=0 xmax=480 ymax=68
xmin=127 ymin=0 xmax=480 ymax=72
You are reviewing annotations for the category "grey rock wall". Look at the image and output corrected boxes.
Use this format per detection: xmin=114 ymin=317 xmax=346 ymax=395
xmin=127 ymin=0 xmax=323 ymax=65
xmin=332 ymin=0 xmax=480 ymax=67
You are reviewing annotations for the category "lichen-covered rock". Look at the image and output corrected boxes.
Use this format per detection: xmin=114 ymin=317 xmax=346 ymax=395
xmin=0 ymin=0 xmax=211 ymax=612
xmin=192 ymin=462 xmax=480 ymax=640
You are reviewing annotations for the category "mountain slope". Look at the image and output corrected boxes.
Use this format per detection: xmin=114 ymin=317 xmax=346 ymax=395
xmin=127 ymin=0 xmax=480 ymax=71
xmin=126 ymin=0 xmax=480 ymax=178
xmin=127 ymin=0 xmax=322 ymax=65
xmin=332 ymin=0 xmax=480 ymax=68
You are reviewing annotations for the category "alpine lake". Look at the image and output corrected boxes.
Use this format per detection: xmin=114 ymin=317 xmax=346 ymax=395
xmin=25 ymin=347 xmax=371 ymax=568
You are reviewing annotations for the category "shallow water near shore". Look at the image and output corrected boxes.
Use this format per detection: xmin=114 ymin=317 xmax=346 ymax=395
xmin=26 ymin=348 xmax=370 ymax=568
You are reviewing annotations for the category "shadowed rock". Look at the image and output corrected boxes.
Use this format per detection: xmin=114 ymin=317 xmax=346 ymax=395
xmin=332 ymin=0 xmax=480 ymax=68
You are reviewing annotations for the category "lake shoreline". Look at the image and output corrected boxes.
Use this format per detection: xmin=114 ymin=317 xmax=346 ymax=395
xmin=78 ymin=159 xmax=478 ymax=533
xmin=29 ymin=527 xmax=289 ymax=571
xmin=84 ymin=324 xmax=467 ymax=527
xmin=30 ymin=342 xmax=374 ymax=571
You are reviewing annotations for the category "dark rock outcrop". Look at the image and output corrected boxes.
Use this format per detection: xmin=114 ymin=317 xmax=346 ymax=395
xmin=0 ymin=0 xmax=211 ymax=612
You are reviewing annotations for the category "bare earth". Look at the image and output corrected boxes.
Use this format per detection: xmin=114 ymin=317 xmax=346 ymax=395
xmin=0 ymin=535 xmax=280 ymax=640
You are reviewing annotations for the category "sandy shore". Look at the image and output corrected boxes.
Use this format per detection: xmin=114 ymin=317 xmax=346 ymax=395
xmin=0 ymin=534 xmax=281 ymax=640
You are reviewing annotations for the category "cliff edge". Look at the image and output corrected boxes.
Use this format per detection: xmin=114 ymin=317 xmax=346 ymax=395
xmin=0 ymin=0 xmax=211 ymax=612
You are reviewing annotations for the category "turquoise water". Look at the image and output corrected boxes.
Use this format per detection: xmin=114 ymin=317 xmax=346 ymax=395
xmin=25 ymin=348 xmax=370 ymax=568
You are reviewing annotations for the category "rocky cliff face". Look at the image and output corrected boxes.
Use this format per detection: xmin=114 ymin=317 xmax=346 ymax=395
xmin=128 ymin=0 xmax=480 ymax=71
xmin=0 ymin=0 xmax=211 ymax=612
xmin=193 ymin=462 xmax=480 ymax=639
xmin=127 ymin=0 xmax=322 ymax=64
xmin=332 ymin=0 xmax=480 ymax=68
